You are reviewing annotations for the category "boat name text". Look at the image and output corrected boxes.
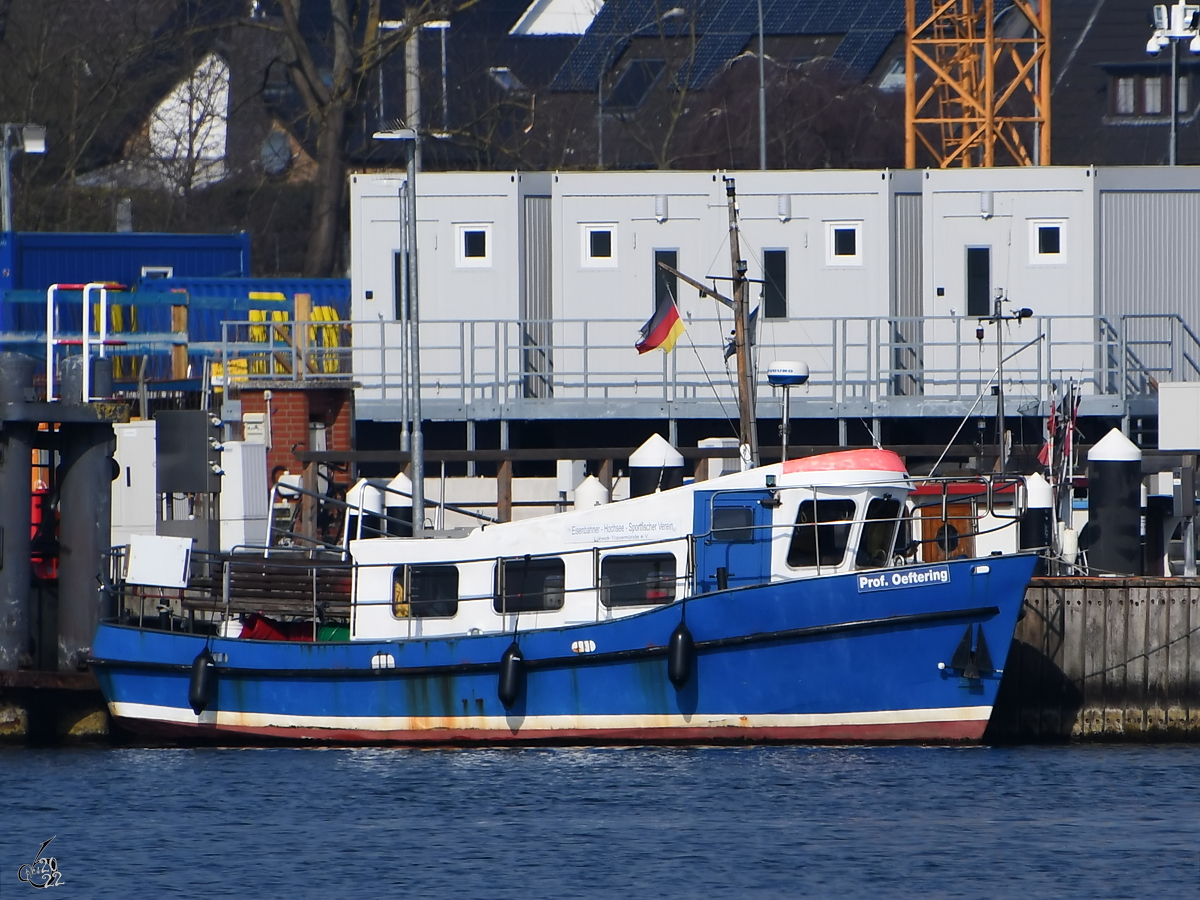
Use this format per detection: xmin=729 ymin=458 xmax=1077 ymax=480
xmin=857 ymin=566 xmax=950 ymax=593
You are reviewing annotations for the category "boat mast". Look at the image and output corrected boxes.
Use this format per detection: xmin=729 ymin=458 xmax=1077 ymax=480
xmin=724 ymin=177 xmax=759 ymax=469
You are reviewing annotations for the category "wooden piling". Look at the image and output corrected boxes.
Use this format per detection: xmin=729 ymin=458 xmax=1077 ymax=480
xmin=989 ymin=577 xmax=1200 ymax=741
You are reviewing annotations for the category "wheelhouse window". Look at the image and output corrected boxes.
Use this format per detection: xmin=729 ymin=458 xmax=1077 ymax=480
xmin=494 ymin=556 xmax=565 ymax=613
xmin=392 ymin=565 xmax=459 ymax=618
xmin=787 ymin=499 xmax=856 ymax=568
xmin=856 ymin=497 xmax=902 ymax=569
xmin=600 ymin=553 xmax=676 ymax=607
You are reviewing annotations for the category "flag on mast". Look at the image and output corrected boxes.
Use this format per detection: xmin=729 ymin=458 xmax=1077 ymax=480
xmin=636 ymin=294 xmax=684 ymax=354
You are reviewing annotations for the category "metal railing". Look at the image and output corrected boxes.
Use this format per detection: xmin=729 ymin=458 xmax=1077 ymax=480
xmin=209 ymin=313 xmax=1200 ymax=407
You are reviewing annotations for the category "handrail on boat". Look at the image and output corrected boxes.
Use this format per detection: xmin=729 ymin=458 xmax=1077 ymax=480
xmin=107 ymin=472 xmax=1032 ymax=636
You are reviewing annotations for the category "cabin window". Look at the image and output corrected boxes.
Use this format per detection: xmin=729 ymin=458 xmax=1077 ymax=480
xmin=856 ymin=497 xmax=902 ymax=569
xmin=711 ymin=506 xmax=756 ymax=542
xmin=494 ymin=557 xmax=566 ymax=613
xmin=786 ymin=499 xmax=856 ymax=568
xmin=392 ymin=565 xmax=459 ymax=618
xmin=601 ymin=553 xmax=676 ymax=607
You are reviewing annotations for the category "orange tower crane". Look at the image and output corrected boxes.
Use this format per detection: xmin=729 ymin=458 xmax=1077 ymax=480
xmin=905 ymin=0 xmax=1052 ymax=167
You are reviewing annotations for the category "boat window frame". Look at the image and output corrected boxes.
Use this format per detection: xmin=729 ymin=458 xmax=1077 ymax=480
xmin=711 ymin=505 xmax=757 ymax=543
xmin=493 ymin=555 xmax=566 ymax=614
xmin=391 ymin=564 xmax=460 ymax=619
xmin=599 ymin=552 xmax=677 ymax=608
xmin=855 ymin=496 xmax=903 ymax=569
xmin=786 ymin=498 xmax=857 ymax=569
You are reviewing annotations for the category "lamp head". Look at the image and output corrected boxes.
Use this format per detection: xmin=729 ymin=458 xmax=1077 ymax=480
xmin=372 ymin=128 xmax=416 ymax=141
xmin=19 ymin=125 xmax=46 ymax=154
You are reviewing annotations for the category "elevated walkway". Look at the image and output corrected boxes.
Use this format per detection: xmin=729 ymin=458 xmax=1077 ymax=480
xmin=213 ymin=313 xmax=1198 ymax=426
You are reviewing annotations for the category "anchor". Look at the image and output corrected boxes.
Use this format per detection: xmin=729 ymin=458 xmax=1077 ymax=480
xmin=944 ymin=624 xmax=994 ymax=680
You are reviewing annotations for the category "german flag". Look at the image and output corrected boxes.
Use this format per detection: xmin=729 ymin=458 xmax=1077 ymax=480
xmin=636 ymin=295 xmax=684 ymax=354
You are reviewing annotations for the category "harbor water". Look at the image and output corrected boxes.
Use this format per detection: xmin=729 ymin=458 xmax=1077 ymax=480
xmin=2 ymin=745 xmax=1197 ymax=897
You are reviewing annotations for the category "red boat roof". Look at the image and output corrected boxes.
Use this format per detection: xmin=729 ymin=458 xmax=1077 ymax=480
xmin=782 ymin=449 xmax=907 ymax=475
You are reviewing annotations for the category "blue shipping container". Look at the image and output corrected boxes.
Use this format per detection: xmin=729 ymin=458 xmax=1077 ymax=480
xmin=0 ymin=231 xmax=251 ymax=291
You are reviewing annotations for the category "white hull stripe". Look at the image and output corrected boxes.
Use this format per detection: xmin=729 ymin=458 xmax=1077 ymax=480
xmin=110 ymin=702 xmax=993 ymax=732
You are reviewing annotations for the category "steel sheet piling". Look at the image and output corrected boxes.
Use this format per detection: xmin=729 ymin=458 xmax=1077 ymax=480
xmin=0 ymin=353 xmax=35 ymax=670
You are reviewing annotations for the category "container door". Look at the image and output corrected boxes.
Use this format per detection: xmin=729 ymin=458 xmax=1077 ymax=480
xmin=693 ymin=490 xmax=773 ymax=593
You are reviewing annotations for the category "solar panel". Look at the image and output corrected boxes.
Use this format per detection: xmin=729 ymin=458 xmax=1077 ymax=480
xmin=831 ymin=30 xmax=897 ymax=76
xmin=686 ymin=32 xmax=752 ymax=88
xmin=548 ymin=0 xmax=905 ymax=92
xmin=553 ymin=35 xmax=633 ymax=91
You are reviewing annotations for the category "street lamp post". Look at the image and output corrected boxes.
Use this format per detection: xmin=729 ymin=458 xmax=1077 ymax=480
xmin=1147 ymin=1 xmax=1200 ymax=165
xmin=0 ymin=124 xmax=47 ymax=232
xmin=597 ymin=7 xmax=685 ymax=168
xmin=373 ymin=126 xmax=425 ymax=536
xmin=757 ymin=0 xmax=767 ymax=170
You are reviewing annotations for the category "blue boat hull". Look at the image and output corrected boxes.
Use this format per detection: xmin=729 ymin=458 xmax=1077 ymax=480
xmin=90 ymin=555 xmax=1036 ymax=744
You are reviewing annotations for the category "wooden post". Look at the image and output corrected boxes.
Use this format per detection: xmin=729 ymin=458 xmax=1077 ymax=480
xmin=300 ymin=459 xmax=317 ymax=540
xmin=294 ymin=293 xmax=311 ymax=380
xmin=170 ymin=304 xmax=188 ymax=380
xmin=497 ymin=458 xmax=513 ymax=523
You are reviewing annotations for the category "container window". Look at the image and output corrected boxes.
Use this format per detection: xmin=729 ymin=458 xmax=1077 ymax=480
xmin=392 ymin=565 xmax=459 ymax=618
xmin=456 ymin=223 xmax=492 ymax=267
xmin=856 ymin=497 xmax=902 ymax=569
xmin=1029 ymin=220 xmax=1066 ymax=265
xmin=787 ymin=499 xmax=856 ymax=568
xmin=600 ymin=553 xmax=676 ymax=607
xmin=494 ymin=557 xmax=566 ymax=613
xmin=826 ymin=222 xmax=862 ymax=266
xmin=583 ymin=224 xmax=617 ymax=267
